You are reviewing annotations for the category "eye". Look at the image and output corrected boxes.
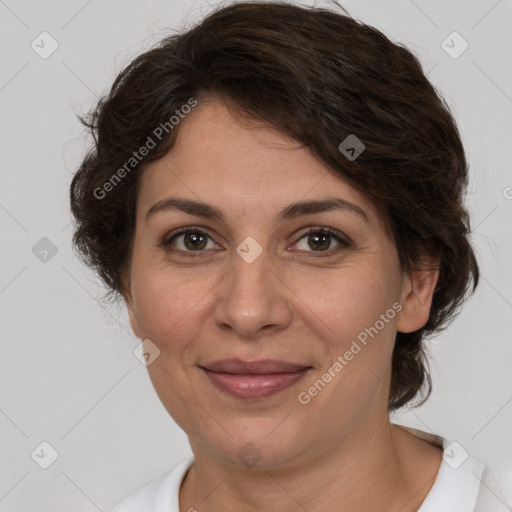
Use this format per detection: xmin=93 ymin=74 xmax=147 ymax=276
xmin=160 ymin=227 xmax=219 ymax=257
xmin=159 ymin=226 xmax=351 ymax=258
xmin=293 ymin=227 xmax=350 ymax=255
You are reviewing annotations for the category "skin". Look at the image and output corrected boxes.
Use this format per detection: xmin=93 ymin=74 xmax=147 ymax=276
xmin=124 ymin=97 xmax=442 ymax=512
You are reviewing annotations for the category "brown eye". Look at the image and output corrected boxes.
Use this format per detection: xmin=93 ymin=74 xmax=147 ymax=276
xmin=161 ymin=227 xmax=217 ymax=255
xmin=294 ymin=227 xmax=350 ymax=254
xmin=178 ymin=231 xmax=209 ymax=251
xmin=159 ymin=226 xmax=350 ymax=258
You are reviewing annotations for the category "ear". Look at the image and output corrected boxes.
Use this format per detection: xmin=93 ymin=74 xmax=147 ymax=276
xmin=396 ymin=261 xmax=440 ymax=334
xmin=121 ymin=278 xmax=142 ymax=340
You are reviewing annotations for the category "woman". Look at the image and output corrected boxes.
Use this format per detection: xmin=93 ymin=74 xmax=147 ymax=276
xmin=69 ymin=1 xmax=510 ymax=510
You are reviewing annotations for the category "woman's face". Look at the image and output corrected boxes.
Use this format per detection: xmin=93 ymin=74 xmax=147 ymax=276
xmin=125 ymin=99 xmax=433 ymax=468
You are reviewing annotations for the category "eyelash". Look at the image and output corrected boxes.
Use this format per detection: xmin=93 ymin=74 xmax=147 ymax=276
xmin=158 ymin=226 xmax=351 ymax=258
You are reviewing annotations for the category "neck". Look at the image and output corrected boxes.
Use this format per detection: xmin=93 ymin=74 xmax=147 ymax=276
xmin=179 ymin=419 xmax=442 ymax=512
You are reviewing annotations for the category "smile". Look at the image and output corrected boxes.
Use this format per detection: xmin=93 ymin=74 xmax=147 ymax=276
xmin=200 ymin=367 xmax=312 ymax=399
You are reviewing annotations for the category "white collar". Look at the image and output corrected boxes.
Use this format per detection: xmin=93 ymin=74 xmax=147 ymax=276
xmin=399 ymin=425 xmax=486 ymax=512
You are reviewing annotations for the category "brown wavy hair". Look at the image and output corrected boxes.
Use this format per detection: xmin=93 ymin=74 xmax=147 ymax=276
xmin=69 ymin=0 xmax=479 ymax=411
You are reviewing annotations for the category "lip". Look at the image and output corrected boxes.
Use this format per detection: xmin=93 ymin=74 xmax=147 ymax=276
xmin=199 ymin=359 xmax=312 ymax=399
xmin=200 ymin=358 xmax=311 ymax=375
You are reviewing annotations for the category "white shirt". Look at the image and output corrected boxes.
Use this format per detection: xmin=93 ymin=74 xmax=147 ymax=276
xmin=111 ymin=426 xmax=511 ymax=512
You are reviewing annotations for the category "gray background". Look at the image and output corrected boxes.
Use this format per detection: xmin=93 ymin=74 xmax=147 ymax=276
xmin=1 ymin=0 xmax=511 ymax=510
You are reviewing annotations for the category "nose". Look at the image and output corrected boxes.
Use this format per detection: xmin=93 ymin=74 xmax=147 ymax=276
xmin=212 ymin=246 xmax=293 ymax=339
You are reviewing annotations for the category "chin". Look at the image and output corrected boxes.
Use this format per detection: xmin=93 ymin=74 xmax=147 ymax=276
xmin=195 ymin=421 xmax=309 ymax=469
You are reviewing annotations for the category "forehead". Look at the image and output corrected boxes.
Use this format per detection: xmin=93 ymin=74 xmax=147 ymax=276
xmin=137 ymin=100 xmax=378 ymax=225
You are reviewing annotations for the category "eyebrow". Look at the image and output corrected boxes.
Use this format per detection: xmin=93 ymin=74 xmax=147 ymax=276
xmin=145 ymin=196 xmax=370 ymax=224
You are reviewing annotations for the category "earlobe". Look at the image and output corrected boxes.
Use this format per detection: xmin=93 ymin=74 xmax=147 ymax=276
xmin=121 ymin=280 xmax=141 ymax=339
xmin=396 ymin=266 xmax=439 ymax=334
xmin=126 ymin=302 xmax=141 ymax=339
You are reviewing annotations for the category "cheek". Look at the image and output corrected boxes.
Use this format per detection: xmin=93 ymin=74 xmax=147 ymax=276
xmin=289 ymin=260 xmax=400 ymax=405
xmin=293 ymin=260 xmax=398 ymax=342
xmin=130 ymin=264 xmax=214 ymax=347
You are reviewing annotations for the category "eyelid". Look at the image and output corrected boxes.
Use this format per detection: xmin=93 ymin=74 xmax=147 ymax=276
xmin=159 ymin=225 xmax=220 ymax=254
xmin=160 ymin=225 xmax=352 ymax=256
xmin=294 ymin=226 xmax=352 ymax=246
xmin=289 ymin=226 xmax=351 ymax=256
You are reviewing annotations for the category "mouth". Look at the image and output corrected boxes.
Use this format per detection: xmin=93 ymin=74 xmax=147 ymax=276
xmin=199 ymin=358 xmax=313 ymax=399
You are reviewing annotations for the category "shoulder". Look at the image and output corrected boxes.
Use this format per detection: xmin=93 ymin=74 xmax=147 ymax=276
xmin=110 ymin=456 xmax=194 ymax=512
xmin=474 ymin=464 xmax=512 ymax=512
xmin=395 ymin=424 xmax=512 ymax=512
